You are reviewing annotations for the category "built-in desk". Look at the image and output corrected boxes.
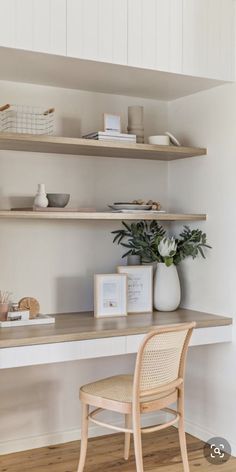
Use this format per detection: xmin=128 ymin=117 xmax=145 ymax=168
xmin=0 ymin=309 xmax=233 ymax=369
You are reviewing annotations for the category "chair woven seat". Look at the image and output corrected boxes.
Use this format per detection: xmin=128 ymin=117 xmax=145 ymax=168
xmin=80 ymin=374 xmax=176 ymax=404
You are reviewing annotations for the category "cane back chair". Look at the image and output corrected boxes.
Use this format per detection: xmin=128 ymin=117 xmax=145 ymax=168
xmin=77 ymin=322 xmax=196 ymax=472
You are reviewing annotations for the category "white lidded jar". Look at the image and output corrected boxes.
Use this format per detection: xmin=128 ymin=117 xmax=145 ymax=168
xmin=154 ymin=263 xmax=181 ymax=311
xmin=34 ymin=183 xmax=48 ymax=208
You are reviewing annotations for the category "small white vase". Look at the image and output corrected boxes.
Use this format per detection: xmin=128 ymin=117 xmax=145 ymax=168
xmin=154 ymin=263 xmax=181 ymax=312
xmin=34 ymin=184 xmax=48 ymax=208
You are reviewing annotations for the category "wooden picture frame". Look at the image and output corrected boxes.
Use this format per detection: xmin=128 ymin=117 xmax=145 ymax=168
xmin=117 ymin=265 xmax=153 ymax=313
xmin=94 ymin=274 xmax=127 ymax=318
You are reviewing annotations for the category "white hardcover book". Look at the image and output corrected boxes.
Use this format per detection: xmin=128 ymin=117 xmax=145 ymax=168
xmin=98 ymin=137 xmax=136 ymax=142
xmin=83 ymin=131 xmax=136 ymax=140
xmin=0 ymin=315 xmax=55 ymax=328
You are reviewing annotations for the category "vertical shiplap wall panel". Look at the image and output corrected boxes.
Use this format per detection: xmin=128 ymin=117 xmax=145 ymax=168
xmin=112 ymin=0 xmax=127 ymax=65
xmin=183 ymin=0 xmax=234 ymax=80
xmin=142 ymin=0 xmax=156 ymax=69
xmin=83 ymin=0 xmax=99 ymax=60
xmin=67 ymin=0 xmax=84 ymax=59
xmin=169 ymin=0 xmax=182 ymax=73
xmin=217 ymin=0 xmax=234 ymax=80
xmin=0 ymin=0 xmax=15 ymax=47
xmin=50 ymin=0 xmax=67 ymax=56
xmin=67 ymin=0 xmax=127 ymax=64
xmin=156 ymin=0 xmax=170 ymax=71
xmin=128 ymin=0 xmax=142 ymax=67
xmin=15 ymin=0 xmax=33 ymax=50
xmin=99 ymin=0 xmax=113 ymax=62
xmin=5 ymin=0 xmax=66 ymax=55
xmin=128 ymin=0 xmax=182 ymax=72
xmin=67 ymin=0 xmax=99 ymax=61
xmin=33 ymin=0 xmax=50 ymax=53
xmin=207 ymin=0 xmax=221 ymax=80
xmin=183 ymin=0 xmax=208 ymax=77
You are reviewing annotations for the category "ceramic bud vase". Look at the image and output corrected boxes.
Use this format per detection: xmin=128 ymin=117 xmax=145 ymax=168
xmin=34 ymin=184 xmax=48 ymax=208
xmin=154 ymin=263 xmax=181 ymax=311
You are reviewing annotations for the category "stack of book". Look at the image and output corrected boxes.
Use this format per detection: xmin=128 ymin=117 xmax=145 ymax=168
xmin=82 ymin=131 xmax=137 ymax=143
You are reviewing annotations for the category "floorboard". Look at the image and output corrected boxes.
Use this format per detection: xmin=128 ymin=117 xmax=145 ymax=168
xmin=0 ymin=428 xmax=235 ymax=472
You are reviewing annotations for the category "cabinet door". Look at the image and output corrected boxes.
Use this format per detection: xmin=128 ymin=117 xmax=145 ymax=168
xmin=67 ymin=0 xmax=127 ymax=64
xmin=15 ymin=0 xmax=33 ymax=50
xmin=0 ymin=0 xmax=15 ymax=47
xmin=33 ymin=0 xmax=66 ymax=55
xmin=128 ymin=0 xmax=182 ymax=73
xmin=0 ymin=0 xmax=66 ymax=55
xmin=183 ymin=0 xmax=234 ymax=80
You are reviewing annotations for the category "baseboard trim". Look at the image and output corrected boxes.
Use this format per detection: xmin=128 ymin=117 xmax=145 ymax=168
xmin=184 ymin=417 xmax=236 ymax=458
xmin=2 ymin=413 xmax=235 ymax=458
xmin=0 ymin=412 xmax=166 ymax=455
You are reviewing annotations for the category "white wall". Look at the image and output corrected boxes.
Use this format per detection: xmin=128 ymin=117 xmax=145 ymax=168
xmin=1 ymin=79 xmax=235 ymax=457
xmin=0 ymin=80 xmax=169 ymax=453
xmin=168 ymin=82 xmax=236 ymax=455
xmin=0 ymin=80 xmax=168 ymax=314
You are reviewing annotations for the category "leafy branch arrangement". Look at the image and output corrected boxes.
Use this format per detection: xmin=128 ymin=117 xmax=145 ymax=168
xmin=112 ymin=221 xmax=211 ymax=266
xmin=112 ymin=221 xmax=166 ymax=262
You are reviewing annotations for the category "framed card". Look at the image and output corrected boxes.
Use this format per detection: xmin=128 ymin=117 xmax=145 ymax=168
xmin=94 ymin=274 xmax=127 ymax=318
xmin=103 ymin=113 xmax=121 ymax=133
xmin=117 ymin=265 xmax=153 ymax=313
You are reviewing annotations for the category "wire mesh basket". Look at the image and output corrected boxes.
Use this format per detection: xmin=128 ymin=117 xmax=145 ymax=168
xmin=0 ymin=104 xmax=55 ymax=135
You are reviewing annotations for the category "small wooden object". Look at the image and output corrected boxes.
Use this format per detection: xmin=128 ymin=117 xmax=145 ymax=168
xmin=19 ymin=297 xmax=40 ymax=319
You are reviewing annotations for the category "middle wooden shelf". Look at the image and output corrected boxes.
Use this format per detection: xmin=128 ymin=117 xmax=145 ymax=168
xmin=0 ymin=211 xmax=207 ymax=222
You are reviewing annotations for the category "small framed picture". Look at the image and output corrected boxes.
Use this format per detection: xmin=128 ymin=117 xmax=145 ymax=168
xmin=117 ymin=265 xmax=153 ymax=313
xmin=94 ymin=274 xmax=127 ymax=318
xmin=103 ymin=113 xmax=121 ymax=133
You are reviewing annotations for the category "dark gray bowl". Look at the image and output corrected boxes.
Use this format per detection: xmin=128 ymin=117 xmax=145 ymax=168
xmin=47 ymin=193 xmax=70 ymax=208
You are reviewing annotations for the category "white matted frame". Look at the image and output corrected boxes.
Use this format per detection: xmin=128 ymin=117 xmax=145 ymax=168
xmin=103 ymin=113 xmax=121 ymax=133
xmin=117 ymin=265 xmax=153 ymax=313
xmin=94 ymin=274 xmax=127 ymax=318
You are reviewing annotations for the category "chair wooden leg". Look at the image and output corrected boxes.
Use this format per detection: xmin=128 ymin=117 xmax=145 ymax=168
xmin=77 ymin=403 xmax=89 ymax=472
xmin=178 ymin=388 xmax=190 ymax=472
xmin=124 ymin=414 xmax=131 ymax=460
xmin=133 ymin=409 xmax=144 ymax=472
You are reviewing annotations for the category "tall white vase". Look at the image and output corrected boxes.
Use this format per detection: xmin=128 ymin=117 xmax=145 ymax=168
xmin=154 ymin=263 xmax=181 ymax=311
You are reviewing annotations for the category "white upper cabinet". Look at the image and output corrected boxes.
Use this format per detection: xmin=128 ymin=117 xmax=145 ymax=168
xmin=0 ymin=0 xmax=234 ymax=82
xmin=0 ymin=0 xmax=66 ymax=55
xmin=183 ymin=0 xmax=234 ymax=81
xmin=33 ymin=0 xmax=66 ymax=55
xmin=67 ymin=0 xmax=128 ymax=65
xmin=0 ymin=0 xmax=15 ymax=48
xmin=128 ymin=0 xmax=183 ymax=73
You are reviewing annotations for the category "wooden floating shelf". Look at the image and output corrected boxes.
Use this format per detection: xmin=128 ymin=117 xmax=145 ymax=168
xmin=0 ymin=133 xmax=207 ymax=161
xmin=0 ymin=211 xmax=207 ymax=221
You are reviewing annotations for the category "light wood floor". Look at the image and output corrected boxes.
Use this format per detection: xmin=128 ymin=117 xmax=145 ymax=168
xmin=1 ymin=428 xmax=235 ymax=472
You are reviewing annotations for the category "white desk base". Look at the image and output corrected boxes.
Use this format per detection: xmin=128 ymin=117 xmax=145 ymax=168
xmin=0 ymin=325 xmax=232 ymax=369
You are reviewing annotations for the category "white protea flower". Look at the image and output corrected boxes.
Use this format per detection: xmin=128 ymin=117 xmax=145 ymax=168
xmin=158 ymin=237 xmax=177 ymax=258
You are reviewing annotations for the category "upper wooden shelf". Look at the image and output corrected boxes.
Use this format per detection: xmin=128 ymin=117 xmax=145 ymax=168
xmin=0 ymin=211 xmax=206 ymax=222
xmin=0 ymin=133 xmax=207 ymax=161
